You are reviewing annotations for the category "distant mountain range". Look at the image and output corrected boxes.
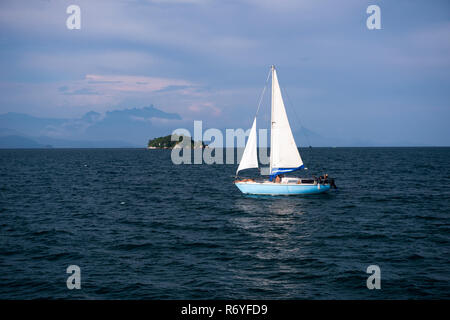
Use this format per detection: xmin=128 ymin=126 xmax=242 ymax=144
xmin=290 ymin=126 xmax=379 ymax=147
xmin=0 ymin=105 xmax=420 ymax=148
xmin=0 ymin=106 xmax=182 ymax=148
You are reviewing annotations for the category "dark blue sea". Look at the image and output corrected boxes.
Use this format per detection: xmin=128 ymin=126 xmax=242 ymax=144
xmin=0 ymin=147 xmax=449 ymax=299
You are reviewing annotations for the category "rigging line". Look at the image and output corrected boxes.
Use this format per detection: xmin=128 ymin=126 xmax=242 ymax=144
xmin=277 ymin=67 xmax=315 ymax=172
xmin=255 ymin=67 xmax=272 ymax=117
xmin=275 ymin=68 xmax=310 ymax=144
xmin=282 ymin=84 xmax=316 ymax=171
xmin=282 ymin=85 xmax=311 ymax=147
xmin=254 ymin=68 xmax=271 ymax=176
xmin=254 ymin=67 xmax=271 ymax=173
xmin=237 ymin=68 xmax=271 ymax=179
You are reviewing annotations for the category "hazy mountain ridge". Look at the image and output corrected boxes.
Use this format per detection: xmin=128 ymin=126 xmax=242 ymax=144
xmin=0 ymin=105 xmax=424 ymax=148
xmin=0 ymin=105 xmax=182 ymax=148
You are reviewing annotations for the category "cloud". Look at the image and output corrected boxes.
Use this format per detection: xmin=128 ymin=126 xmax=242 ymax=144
xmin=63 ymin=87 xmax=100 ymax=95
xmin=0 ymin=73 xmax=211 ymax=119
xmin=84 ymin=74 xmax=192 ymax=92
xmin=188 ymin=102 xmax=221 ymax=116
xmin=15 ymin=50 xmax=163 ymax=79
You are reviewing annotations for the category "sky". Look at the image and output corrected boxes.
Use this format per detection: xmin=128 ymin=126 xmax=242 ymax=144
xmin=0 ymin=0 xmax=449 ymax=146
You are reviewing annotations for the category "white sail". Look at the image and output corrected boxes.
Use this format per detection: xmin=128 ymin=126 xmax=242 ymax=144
xmin=269 ymin=66 xmax=303 ymax=177
xmin=236 ymin=117 xmax=258 ymax=175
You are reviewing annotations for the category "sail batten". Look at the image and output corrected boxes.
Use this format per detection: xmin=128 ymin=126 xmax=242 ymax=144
xmin=236 ymin=117 xmax=258 ymax=175
xmin=269 ymin=66 xmax=303 ymax=179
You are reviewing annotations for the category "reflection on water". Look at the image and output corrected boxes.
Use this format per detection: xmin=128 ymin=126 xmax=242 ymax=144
xmin=233 ymin=196 xmax=306 ymax=216
xmin=231 ymin=197 xmax=308 ymax=238
xmin=230 ymin=197 xmax=312 ymax=295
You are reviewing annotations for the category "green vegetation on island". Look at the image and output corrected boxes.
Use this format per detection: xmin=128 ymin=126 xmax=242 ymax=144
xmin=147 ymin=134 xmax=207 ymax=149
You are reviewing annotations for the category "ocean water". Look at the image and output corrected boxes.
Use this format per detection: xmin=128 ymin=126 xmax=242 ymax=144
xmin=0 ymin=147 xmax=449 ymax=299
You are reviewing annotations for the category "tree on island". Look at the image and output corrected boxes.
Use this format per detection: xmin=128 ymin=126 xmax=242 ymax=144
xmin=147 ymin=134 xmax=206 ymax=149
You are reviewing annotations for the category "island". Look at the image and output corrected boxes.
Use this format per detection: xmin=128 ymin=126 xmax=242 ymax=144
xmin=147 ymin=134 xmax=207 ymax=149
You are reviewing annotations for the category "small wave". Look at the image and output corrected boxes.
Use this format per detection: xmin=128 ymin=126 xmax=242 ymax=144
xmin=407 ymin=253 xmax=425 ymax=260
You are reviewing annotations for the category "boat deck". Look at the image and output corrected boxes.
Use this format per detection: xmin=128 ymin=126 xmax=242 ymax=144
xmin=235 ymin=177 xmax=319 ymax=186
xmin=235 ymin=182 xmax=330 ymax=195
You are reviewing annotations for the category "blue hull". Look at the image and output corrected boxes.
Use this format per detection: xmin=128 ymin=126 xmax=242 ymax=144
xmin=235 ymin=182 xmax=331 ymax=195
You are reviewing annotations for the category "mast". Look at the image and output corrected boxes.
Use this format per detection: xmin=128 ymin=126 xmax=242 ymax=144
xmin=269 ymin=65 xmax=275 ymax=174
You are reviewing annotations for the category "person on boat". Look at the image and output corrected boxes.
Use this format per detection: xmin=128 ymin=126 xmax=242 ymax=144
xmin=330 ymin=178 xmax=337 ymax=189
xmin=274 ymin=174 xmax=285 ymax=183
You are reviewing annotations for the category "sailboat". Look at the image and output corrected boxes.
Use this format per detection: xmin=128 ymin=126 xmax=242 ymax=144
xmin=234 ymin=65 xmax=336 ymax=195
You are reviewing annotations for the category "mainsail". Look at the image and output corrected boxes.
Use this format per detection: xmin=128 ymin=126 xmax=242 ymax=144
xmin=269 ymin=66 xmax=303 ymax=179
xmin=236 ymin=117 xmax=258 ymax=175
